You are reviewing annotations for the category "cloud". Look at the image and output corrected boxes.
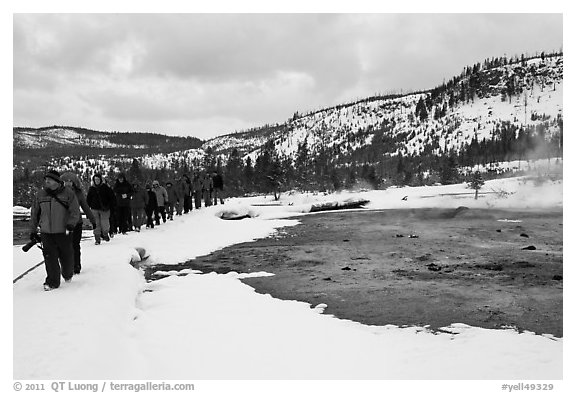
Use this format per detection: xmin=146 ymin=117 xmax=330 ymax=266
xmin=13 ymin=13 xmax=563 ymax=140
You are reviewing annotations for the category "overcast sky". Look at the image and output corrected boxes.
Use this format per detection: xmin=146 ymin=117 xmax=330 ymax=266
xmin=13 ymin=13 xmax=563 ymax=141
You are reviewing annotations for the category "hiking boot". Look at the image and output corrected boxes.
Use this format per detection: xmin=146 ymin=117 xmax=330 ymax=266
xmin=65 ymin=278 xmax=72 ymax=283
xmin=43 ymin=284 xmax=55 ymax=291
xmin=95 ymin=239 xmax=101 ymax=245
xmin=103 ymin=234 xmax=110 ymax=241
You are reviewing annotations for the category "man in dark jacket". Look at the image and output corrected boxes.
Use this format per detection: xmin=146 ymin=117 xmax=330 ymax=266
xmin=130 ymin=183 xmax=148 ymax=232
xmin=61 ymin=172 xmax=97 ymax=274
xmin=145 ymin=182 xmax=158 ymax=228
xmin=182 ymin=174 xmax=192 ymax=213
xmin=202 ymin=172 xmax=213 ymax=207
xmin=87 ymin=173 xmax=115 ymax=244
xmin=29 ymin=170 xmax=81 ymax=291
xmin=113 ymin=173 xmax=133 ymax=234
xmin=212 ymin=171 xmax=225 ymax=205
xmin=104 ymin=176 xmax=118 ymax=236
xmin=192 ymin=171 xmax=203 ymax=209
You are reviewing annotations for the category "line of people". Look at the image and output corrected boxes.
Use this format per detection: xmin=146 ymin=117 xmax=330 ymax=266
xmin=87 ymin=171 xmax=225 ymax=243
xmin=29 ymin=169 xmax=224 ymax=291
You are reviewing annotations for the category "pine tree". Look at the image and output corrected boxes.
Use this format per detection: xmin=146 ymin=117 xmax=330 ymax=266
xmin=254 ymin=141 xmax=284 ymax=199
xmin=128 ymin=158 xmax=143 ymax=183
xmin=506 ymin=76 xmax=516 ymax=104
xmin=468 ymin=171 xmax=485 ymax=199
xmin=415 ymin=97 xmax=428 ymax=122
xmin=243 ymin=156 xmax=254 ymax=192
xmin=295 ymin=139 xmax=310 ymax=189
xmin=225 ymin=148 xmax=244 ymax=195
xmin=439 ymin=154 xmax=459 ymax=185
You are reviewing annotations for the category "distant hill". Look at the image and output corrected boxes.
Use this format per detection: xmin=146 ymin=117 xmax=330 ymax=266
xmin=13 ymin=126 xmax=204 ymax=164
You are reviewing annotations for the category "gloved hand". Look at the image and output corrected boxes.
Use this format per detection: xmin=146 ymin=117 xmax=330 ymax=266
xmin=29 ymin=232 xmax=39 ymax=241
xmin=66 ymin=224 xmax=75 ymax=235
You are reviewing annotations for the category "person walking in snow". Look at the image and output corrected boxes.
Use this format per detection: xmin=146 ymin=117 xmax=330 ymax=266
xmin=182 ymin=174 xmax=192 ymax=213
xmin=202 ymin=172 xmax=213 ymax=207
xmin=87 ymin=173 xmax=115 ymax=244
xmin=130 ymin=182 xmax=148 ymax=232
xmin=29 ymin=170 xmax=81 ymax=291
xmin=152 ymin=180 xmax=169 ymax=225
xmin=192 ymin=171 xmax=203 ymax=209
xmin=104 ymin=176 xmax=118 ymax=237
xmin=145 ymin=182 xmax=158 ymax=228
xmin=61 ymin=172 xmax=97 ymax=274
xmin=212 ymin=171 xmax=224 ymax=205
xmin=165 ymin=181 xmax=176 ymax=220
xmin=113 ymin=173 xmax=133 ymax=234
xmin=174 ymin=176 xmax=185 ymax=216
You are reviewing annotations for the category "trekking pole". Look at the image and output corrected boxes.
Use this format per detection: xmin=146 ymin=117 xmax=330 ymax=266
xmin=13 ymin=242 xmax=44 ymax=284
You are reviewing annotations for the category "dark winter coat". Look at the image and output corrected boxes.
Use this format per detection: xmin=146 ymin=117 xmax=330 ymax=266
xmin=146 ymin=189 xmax=158 ymax=211
xmin=175 ymin=179 xmax=187 ymax=198
xmin=87 ymin=174 xmax=115 ymax=211
xmin=192 ymin=175 xmax=203 ymax=193
xmin=114 ymin=175 xmax=134 ymax=207
xmin=213 ymin=174 xmax=224 ymax=190
xmin=131 ymin=185 xmax=149 ymax=209
xmin=166 ymin=182 xmax=183 ymax=203
xmin=60 ymin=172 xmax=96 ymax=226
xmin=182 ymin=175 xmax=192 ymax=196
xmin=201 ymin=175 xmax=213 ymax=192
xmin=30 ymin=184 xmax=81 ymax=234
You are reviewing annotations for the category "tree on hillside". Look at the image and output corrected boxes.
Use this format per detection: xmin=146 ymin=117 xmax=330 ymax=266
xmin=345 ymin=163 xmax=357 ymax=189
xmin=225 ymin=148 xmax=244 ymax=195
xmin=468 ymin=171 xmax=485 ymax=200
xmin=128 ymin=158 xmax=144 ymax=183
xmin=506 ymin=76 xmax=516 ymax=104
xmin=439 ymin=153 xmax=460 ymax=185
xmin=243 ymin=156 xmax=254 ymax=192
xmin=415 ymin=97 xmax=428 ymax=122
xmin=295 ymin=139 xmax=310 ymax=190
xmin=254 ymin=141 xmax=284 ymax=200
xmin=203 ymin=147 xmax=216 ymax=172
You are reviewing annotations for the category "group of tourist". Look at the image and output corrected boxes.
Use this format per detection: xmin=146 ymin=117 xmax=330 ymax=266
xmin=28 ymin=169 xmax=224 ymax=291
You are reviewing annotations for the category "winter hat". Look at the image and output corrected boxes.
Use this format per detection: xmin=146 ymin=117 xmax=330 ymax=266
xmin=44 ymin=170 xmax=61 ymax=183
xmin=60 ymin=172 xmax=82 ymax=190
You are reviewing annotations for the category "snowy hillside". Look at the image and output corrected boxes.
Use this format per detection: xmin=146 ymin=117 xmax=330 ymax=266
xmin=140 ymin=148 xmax=206 ymax=170
xmin=204 ymin=54 xmax=563 ymax=162
xmin=14 ymin=127 xmax=147 ymax=149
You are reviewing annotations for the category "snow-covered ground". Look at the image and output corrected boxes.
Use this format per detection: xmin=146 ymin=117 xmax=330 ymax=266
xmin=10 ymin=176 xmax=568 ymax=391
